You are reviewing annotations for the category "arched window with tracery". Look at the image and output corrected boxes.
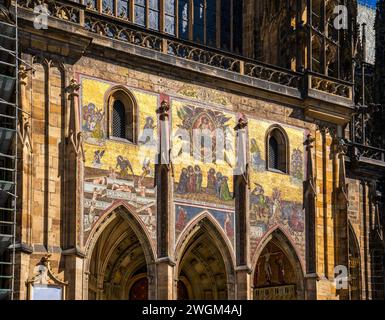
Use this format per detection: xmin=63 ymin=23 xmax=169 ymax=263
xmin=108 ymin=88 xmax=137 ymax=143
xmin=266 ymin=126 xmax=289 ymax=173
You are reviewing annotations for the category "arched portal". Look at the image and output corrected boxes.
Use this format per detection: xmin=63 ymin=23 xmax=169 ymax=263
xmin=175 ymin=215 xmax=235 ymax=300
xmin=348 ymin=225 xmax=361 ymax=300
xmin=253 ymin=229 xmax=304 ymax=300
xmin=85 ymin=205 xmax=155 ymax=300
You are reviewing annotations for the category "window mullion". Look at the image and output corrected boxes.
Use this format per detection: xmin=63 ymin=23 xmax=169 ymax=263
xmin=230 ymin=0 xmax=233 ymax=52
xmin=176 ymin=0 xmax=179 ymax=37
xmin=203 ymin=0 xmax=206 ymax=44
xmin=216 ymin=0 xmax=220 ymax=48
xmin=160 ymin=0 xmax=165 ymax=33
xmin=267 ymin=133 xmax=271 ymax=170
xmin=189 ymin=0 xmax=193 ymax=40
xmin=146 ymin=0 xmax=149 ymax=29
xmin=129 ymin=0 xmax=134 ymax=21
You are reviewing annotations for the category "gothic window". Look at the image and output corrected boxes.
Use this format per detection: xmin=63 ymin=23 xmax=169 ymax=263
xmin=232 ymin=0 xmax=243 ymax=54
xmin=102 ymin=0 xmax=114 ymax=15
xmin=179 ymin=0 xmax=190 ymax=40
xmin=180 ymin=0 xmax=218 ymax=44
xmin=220 ymin=0 xmax=231 ymax=51
xmin=133 ymin=0 xmax=160 ymax=29
xmin=149 ymin=0 xmax=160 ymax=30
xmin=117 ymin=0 xmax=129 ymax=19
xmin=266 ymin=126 xmax=289 ymax=173
xmin=312 ymin=35 xmax=322 ymax=73
xmin=109 ymin=88 xmax=136 ymax=143
xmin=193 ymin=0 xmax=205 ymax=43
xmin=134 ymin=0 xmax=146 ymax=26
xmin=165 ymin=0 xmax=176 ymax=35
xmin=206 ymin=0 xmax=216 ymax=47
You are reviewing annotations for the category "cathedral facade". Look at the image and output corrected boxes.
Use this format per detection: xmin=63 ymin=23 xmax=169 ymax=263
xmin=0 ymin=0 xmax=384 ymax=300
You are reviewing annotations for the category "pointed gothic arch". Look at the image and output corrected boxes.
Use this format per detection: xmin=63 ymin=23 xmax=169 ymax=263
xmin=251 ymin=227 xmax=305 ymax=300
xmin=84 ymin=202 xmax=156 ymax=300
xmin=175 ymin=212 xmax=235 ymax=300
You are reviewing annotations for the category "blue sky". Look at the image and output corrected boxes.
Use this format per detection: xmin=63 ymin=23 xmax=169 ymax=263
xmin=358 ymin=0 xmax=377 ymax=7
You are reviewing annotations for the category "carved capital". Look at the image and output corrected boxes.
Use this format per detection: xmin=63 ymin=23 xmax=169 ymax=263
xmin=316 ymin=123 xmax=327 ymax=136
xmin=316 ymin=122 xmax=336 ymax=138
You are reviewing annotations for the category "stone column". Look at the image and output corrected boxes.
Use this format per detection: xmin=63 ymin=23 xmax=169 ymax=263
xmin=62 ymin=78 xmax=85 ymax=299
xmin=303 ymin=133 xmax=317 ymax=300
xmin=15 ymin=64 xmax=33 ymax=299
xmin=155 ymin=99 xmax=175 ymax=300
xmin=334 ymin=138 xmax=349 ymax=300
xmin=234 ymin=116 xmax=251 ymax=300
